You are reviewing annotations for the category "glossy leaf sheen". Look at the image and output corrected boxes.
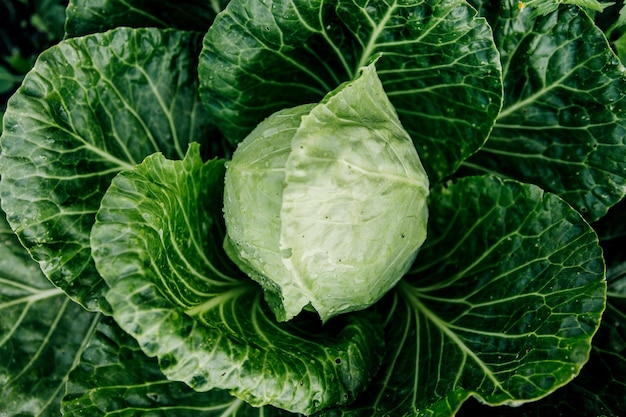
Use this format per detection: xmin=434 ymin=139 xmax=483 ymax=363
xmin=199 ymin=0 xmax=502 ymax=181
xmin=0 ymin=27 xmax=214 ymax=311
xmin=63 ymin=316 xmax=293 ymax=417
xmin=65 ymin=0 xmax=230 ymax=37
xmin=465 ymin=2 xmax=626 ymax=221
xmin=334 ymin=175 xmax=606 ymax=416
xmin=458 ymin=241 xmax=626 ymax=417
xmin=0 ymin=213 xmax=99 ymax=417
xmin=91 ymin=144 xmax=385 ymax=415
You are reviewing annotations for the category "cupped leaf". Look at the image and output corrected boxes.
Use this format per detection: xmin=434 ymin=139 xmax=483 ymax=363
xmin=91 ymin=144 xmax=385 ymax=415
xmin=63 ymin=315 xmax=294 ymax=417
xmin=224 ymin=63 xmax=429 ymax=323
xmin=334 ymin=175 xmax=606 ymax=416
xmin=65 ymin=0 xmax=230 ymax=38
xmin=0 ymin=212 xmax=100 ymax=417
xmin=463 ymin=2 xmax=626 ymax=221
xmin=199 ymin=0 xmax=502 ymax=181
xmin=0 ymin=27 xmax=216 ymax=311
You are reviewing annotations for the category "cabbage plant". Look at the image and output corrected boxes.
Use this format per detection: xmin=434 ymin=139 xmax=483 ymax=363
xmin=0 ymin=0 xmax=625 ymax=416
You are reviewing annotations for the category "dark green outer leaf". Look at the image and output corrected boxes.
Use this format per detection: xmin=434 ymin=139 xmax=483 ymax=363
xmin=457 ymin=242 xmax=626 ymax=417
xmin=0 ymin=211 xmax=100 ymax=417
xmin=199 ymin=0 xmax=502 ymax=182
xmin=518 ymin=0 xmax=612 ymax=17
xmin=65 ymin=0 xmax=230 ymax=37
xmin=464 ymin=2 xmax=626 ymax=221
xmin=91 ymin=145 xmax=385 ymax=415
xmin=326 ymin=175 xmax=606 ymax=416
xmin=63 ymin=316 xmax=296 ymax=417
xmin=0 ymin=27 xmax=215 ymax=311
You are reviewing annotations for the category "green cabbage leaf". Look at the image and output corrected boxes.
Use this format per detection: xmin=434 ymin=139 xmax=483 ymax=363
xmin=199 ymin=0 xmax=503 ymax=182
xmin=459 ymin=202 xmax=626 ymax=416
xmin=65 ymin=0 xmax=230 ymax=37
xmin=464 ymin=1 xmax=626 ymax=221
xmin=0 ymin=27 xmax=216 ymax=311
xmin=0 ymin=211 xmax=100 ymax=416
xmin=90 ymin=144 xmax=385 ymax=415
xmin=62 ymin=316 xmax=294 ymax=417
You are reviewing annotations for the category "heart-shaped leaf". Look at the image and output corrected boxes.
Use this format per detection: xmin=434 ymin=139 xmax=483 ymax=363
xmin=458 ymin=225 xmax=626 ymax=416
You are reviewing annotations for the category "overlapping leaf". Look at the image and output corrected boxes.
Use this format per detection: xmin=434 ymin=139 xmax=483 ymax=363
xmin=332 ymin=175 xmax=606 ymax=416
xmin=65 ymin=0 xmax=230 ymax=37
xmin=199 ymin=0 xmax=502 ymax=181
xmin=0 ymin=27 xmax=216 ymax=311
xmin=90 ymin=144 xmax=385 ymax=415
xmin=464 ymin=2 xmax=626 ymax=221
xmin=63 ymin=316 xmax=294 ymax=417
xmin=0 ymin=212 xmax=99 ymax=417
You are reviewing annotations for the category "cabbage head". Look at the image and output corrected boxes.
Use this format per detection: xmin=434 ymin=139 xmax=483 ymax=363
xmin=223 ymin=63 xmax=429 ymax=322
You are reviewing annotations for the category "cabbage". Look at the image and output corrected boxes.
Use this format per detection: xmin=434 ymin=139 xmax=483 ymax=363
xmin=223 ymin=63 xmax=430 ymax=322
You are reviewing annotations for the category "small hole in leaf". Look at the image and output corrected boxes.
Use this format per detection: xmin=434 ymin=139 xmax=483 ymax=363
xmin=335 ymin=358 xmax=342 ymax=365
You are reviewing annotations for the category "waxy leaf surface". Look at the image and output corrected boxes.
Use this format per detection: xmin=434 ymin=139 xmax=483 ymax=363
xmin=63 ymin=316 xmax=294 ymax=416
xmin=91 ymin=144 xmax=384 ymax=415
xmin=458 ymin=231 xmax=626 ymax=417
xmin=0 ymin=212 xmax=99 ymax=417
xmin=199 ymin=0 xmax=502 ymax=181
xmin=465 ymin=2 xmax=626 ymax=221
xmin=332 ymin=175 xmax=605 ymax=416
xmin=65 ymin=0 xmax=230 ymax=37
xmin=0 ymin=27 xmax=215 ymax=311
